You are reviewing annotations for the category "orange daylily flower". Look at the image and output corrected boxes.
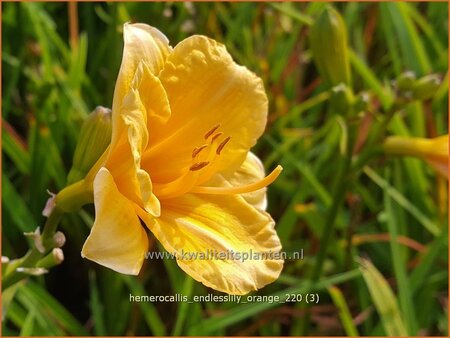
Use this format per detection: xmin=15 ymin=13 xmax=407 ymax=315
xmin=81 ymin=23 xmax=283 ymax=295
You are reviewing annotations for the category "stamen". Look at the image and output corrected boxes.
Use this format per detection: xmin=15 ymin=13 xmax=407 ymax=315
xmin=190 ymin=165 xmax=283 ymax=195
xmin=216 ymin=137 xmax=231 ymax=155
xmin=192 ymin=144 xmax=208 ymax=158
xmin=204 ymin=124 xmax=221 ymax=140
xmin=210 ymin=132 xmax=223 ymax=143
xmin=190 ymin=161 xmax=210 ymax=171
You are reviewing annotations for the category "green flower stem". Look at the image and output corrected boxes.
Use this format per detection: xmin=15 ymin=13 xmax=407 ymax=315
xmin=36 ymin=249 xmax=64 ymax=269
xmin=55 ymin=179 xmax=94 ymax=213
xmin=41 ymin=207 xmax=64 ymax=250
xmin=2 ymin=179 xmax=93 ymax=290
xmin=2 ymin=209 xmax=62 ymax=289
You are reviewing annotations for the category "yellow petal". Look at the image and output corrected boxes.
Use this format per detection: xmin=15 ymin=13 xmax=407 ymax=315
xmin=81 ymin=167 xmax=148 ymax=275
xmin=425 ymin=135 xmax=448 ymax=179
xmin=383 ymin=135 xmax=448 ymax=160
xmin=132 ymin=61 xmax=172 ymax=128
xmin=106 ymin=89 xmax=160 ymax=216
xmin=141 ymin=35 xmax=268 ymax=193
xmin=383 ymin=135 xmax=448 ymax=179
xmin=111 ymin=23 xmax=171 ymax=147
xmin=206 ymin=152 xmax=268 ymax=210
xmin=138 ymin=193 xmax=283 ymax=295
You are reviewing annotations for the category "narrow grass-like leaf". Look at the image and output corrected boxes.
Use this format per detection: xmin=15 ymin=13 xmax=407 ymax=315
xmin=269 ymin=2 xmax=313 ymax=26
xmin=410 ymin=230 xmax=448 ymax=294
xmin=89 ymin=270 xmax=107 ymax=335
xmin=22 ymin=3 xmax=55 ymax=80
xmin=364 ymin=166 xmax=440 ymax=236
xmin=265 ymin=135 xmax=332 ymax=207
xmin=1 ymin=51 xmax=23 ymax=119
xmin=278 ymin=91 xmax=331 ymax=128
xmin=384 ymin=169 xmax=417 ymax=334
xmin=1 ymin=281 xmax=22 ymax=321
xmin=359 ymin=258 xmax=408 ymax=336
xmin=20 ymin=310 xmax=36 ymax=336
xmin=68 ymin=33 xmax=89 ymax=92
xmin=328 ymin=286 xmax=359 ymax=336
xmin=379 ymin=5 xmax=402 ymax=75
xmin=2 ymin=127 xmax=30 ymax=174
xmin=122 ymin=276 xmax=166 ymax=336
xmin=275 ymin=189 xmax=303 ymax=243
xmin=5 ymin=301 xmax=28 ymax=333
xmin=171 ymin=276 xmax=195 ymax=335
xmin=382 ymin=2 xmax=431 ymax=75
xmin=406 ymin=4 xmax=446 ymax=66
xmin=19 ymin=282 xmax=89 ymax=335
xmin=16 ymin=289 xmax=64 ymax=336
xmin=2 ymin=173 xmax=36 ymax=232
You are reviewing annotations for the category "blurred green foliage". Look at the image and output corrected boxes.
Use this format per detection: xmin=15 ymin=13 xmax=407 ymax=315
xmin=2 ymin=2 xmax=448 ymax=336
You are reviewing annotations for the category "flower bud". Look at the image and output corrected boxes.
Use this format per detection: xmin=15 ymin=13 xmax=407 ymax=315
xmin=67 ymin=106 xmax=112 ymax=184
xmin=353 ymin=91 xmax=372 ymax=113
xmin=395 ymin=71 xmax=416 ymax=92
xmin=42 ymin=231 xmax=66 ymax=250
xmin=412 ymin=74 xmax=441 ymax=101
xmin=330 ymin=83 xmax=355 ymax=115
xmin=16 ymin=267 xmax=48 ymax=276
xmin=310 ymin=6 xmax=351 ymax=87
xmin=383 ymin=135 xmax=448 ymax=178
xmin=24 ymin=227 xmax=45 ymax=253
xmin=36 ymin=248 xmax=64 ymax=269
xmin=2 ymin=256 xmax=10 ymax=275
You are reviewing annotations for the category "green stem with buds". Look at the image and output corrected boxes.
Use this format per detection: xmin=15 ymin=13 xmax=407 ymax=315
xmin=2 ymin=180 xmax=92 ymax=290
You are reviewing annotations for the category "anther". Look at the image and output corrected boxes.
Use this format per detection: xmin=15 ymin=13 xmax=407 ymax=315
xmin=216 ymin=136 xmax=231 ymax=155
xmin=189 ymin=161 xmax=210 ymax=171
xmin=211 ymin=132 xmax=223 ymax=143
xmin=192 ymin=144 xmax=208 ymax=158
xmin=204 ymin=124 xmax=221 ymax=140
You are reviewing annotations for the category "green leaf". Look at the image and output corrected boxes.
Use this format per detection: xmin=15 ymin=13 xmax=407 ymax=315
xmin=384 ymin=168 xmax=417 ymax=334
xmin=20 ymin=310 xmax=36 ymax=336
xmin=359 ymin=258 xmax=408 ymax=336
xmin=89 ymin=270 xmax=107 ymax=335
xmin=1 ymin=281 xmax=23 ymax=321
xmin=328 ymin=286 xmax=359 ymax=336
xmin=2 ymin=173 xmax=36 ymax=232
xmin=122 ymin=276 xmax=166 ymax=336
xmin=269 ymin=2 xmax=313 ymax=26
xmin=381 ymin=2 xmax=431 ymax=75
xmin=2 ymin=125 xmax=30 ymax=174
xmin=18 ymin=282 xmax=89 ymax=336
xmin=364 ymin=166 xmax=440 ymax=236
xmin=171 ymin=276 xmax=195 ymax=335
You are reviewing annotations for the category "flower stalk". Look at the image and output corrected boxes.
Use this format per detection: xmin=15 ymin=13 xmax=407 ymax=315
xmin=3 ymin=176 xmax=96 ymax=290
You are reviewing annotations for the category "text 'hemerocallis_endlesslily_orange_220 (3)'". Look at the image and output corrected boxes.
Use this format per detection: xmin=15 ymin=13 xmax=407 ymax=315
xmin=80 ymin=23 xmax=284 ymax=295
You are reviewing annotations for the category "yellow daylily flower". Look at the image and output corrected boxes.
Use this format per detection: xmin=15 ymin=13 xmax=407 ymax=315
xmin=81 ymin=23 xmax=284 ymax=295
xmin=383 ymin=135 xmax=449 ymax=178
